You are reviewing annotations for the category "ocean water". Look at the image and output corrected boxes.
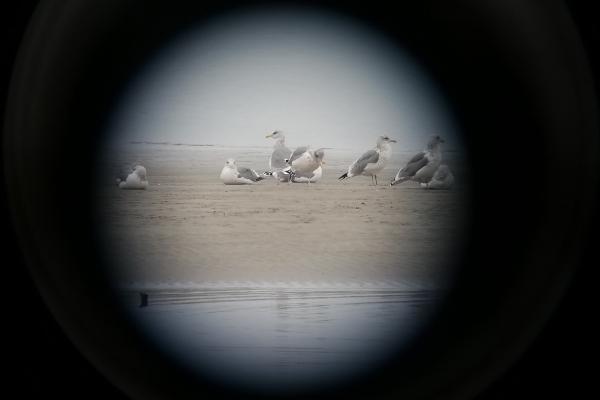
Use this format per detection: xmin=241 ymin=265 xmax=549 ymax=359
xmin=122 ymin=283 xmax=440 ymax=394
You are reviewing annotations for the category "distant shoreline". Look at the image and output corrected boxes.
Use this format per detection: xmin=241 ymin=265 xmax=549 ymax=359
xmin=125 ymin=141 xmax=463 ymax=153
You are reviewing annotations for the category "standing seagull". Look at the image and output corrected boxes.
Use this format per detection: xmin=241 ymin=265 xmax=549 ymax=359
xmin=421 ymin=164 xmax=454 ymax=189
xmin=220 ymin=159 xmax=264 ymax=185
xmin=265 ymin=130 xmax=292 ymax=182
xmin=338 ymin=135 xmax=397 ymax=185
xmin=285 ymin=147 xmax=325 ymax=183
xmin=391 ymin=135 xmax=444 ymax=186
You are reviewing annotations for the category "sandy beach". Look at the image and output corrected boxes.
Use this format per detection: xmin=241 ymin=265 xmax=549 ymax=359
xmin=98 ymin=143 xmax=467 ymax=288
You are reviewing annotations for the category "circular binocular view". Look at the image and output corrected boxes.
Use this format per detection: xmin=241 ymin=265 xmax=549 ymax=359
xmin=97 ymin=8 xmax=467 ymax=395
xmin=4 ymin=1 xmax=597 ymax=399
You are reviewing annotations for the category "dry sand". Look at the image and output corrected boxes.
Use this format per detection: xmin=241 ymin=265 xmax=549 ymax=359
xmin=98 ymin=143 xmax=467 ymax=288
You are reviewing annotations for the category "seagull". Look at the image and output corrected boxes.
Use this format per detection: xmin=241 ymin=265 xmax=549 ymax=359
xmin=118 ymin=164 xmax=149 ymax=190
xmin=284 ymin=147 xmax=325 ymax=183
xmin=116 ymin=162 xmax=140 ymax=185
xmin=220 ymin=158 xmax=264 ymax=185
xmin=338 ymin=135 xmax=396 ymax=185
xmin=292 ymin=165 xmax=322 ymax=183
xmin=265 ymin=130 xmax=292 ymax=182
xmin=421 ymin=164 xmax=454 ymax=189
xmin=391 ymin=135 xmax=444 ymax=186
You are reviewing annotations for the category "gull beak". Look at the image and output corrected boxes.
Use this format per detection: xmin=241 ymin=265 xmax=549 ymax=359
xmin=265 ymin=135 xmax=271 ymax=138
xmin=390 ymin=139 xmax=397 ymax=143
xmin=321 ymin=161 xmax=326 ymax=165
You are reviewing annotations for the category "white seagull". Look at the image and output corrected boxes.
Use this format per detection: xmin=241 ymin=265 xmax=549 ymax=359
xmin=220 ymin=158 xmax=264 ymax=185
xmin=284 ymin=147 xmax=325 ymax=183
xmin=421 ymin=164 xmax=454 ymax=189
xmin=118 ymin=165 xmax=149 ymax=190
xmin=338 ymin=135 xmax=396 ymax=185
xmin=265 ymin=130 xmax=292 ymax=182
xmin=391 ymin=135 xmax=444 ymax=186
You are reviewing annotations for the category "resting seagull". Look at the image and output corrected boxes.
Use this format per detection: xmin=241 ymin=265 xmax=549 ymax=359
xmin=391 ymin=135 xmax=444 ymax=186
xmin=118 ymin=165 xmax=149 ymax=190
xmin=265 ymin=130 xmax=292 ymax=182
xmin=220 ymin=159 xmax=264 ymax=185
xmin=292 ymin=165 xmax=322 ymax=183
xmin=421 ymin=164 xmax=454 ymax=189
xmin=338 ymin=135 xmax=396 ymax=185
xmin=284 ymin=147 xmax=325 ymax=183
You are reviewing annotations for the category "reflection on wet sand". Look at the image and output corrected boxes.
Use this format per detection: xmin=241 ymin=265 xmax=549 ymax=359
xmin=123 ymin=283 xmax=440 ymax=393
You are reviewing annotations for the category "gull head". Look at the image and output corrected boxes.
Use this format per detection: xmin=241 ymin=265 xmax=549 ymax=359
xmin=427 ymin=135 xmax=445 ymax=149
xmin=377 ymin=135 xmax=397 ymax=146
xmin=313 ymin=148 xmax=326 ymax=165
xmin=265 ymin=130 xmax=284 ymax=139
xmin=225 ymin=158 xmax=237 ymax=168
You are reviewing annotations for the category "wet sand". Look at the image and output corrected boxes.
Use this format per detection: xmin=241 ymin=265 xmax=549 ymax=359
xmin=98 ymin=143 xmax=466 ymax=288
xmin=126 ymin=284 xmax=437 ymax=393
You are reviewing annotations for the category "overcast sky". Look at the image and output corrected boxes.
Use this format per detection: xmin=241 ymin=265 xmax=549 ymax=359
xmin=107 ymin=7 xmax=461 ymax=152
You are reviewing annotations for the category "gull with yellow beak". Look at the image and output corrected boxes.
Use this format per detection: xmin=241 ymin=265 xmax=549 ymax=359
xmin=264 ymin=130 xmax=292 ymax=182
xmin=339 ymin=135 xmax=396 ymax=185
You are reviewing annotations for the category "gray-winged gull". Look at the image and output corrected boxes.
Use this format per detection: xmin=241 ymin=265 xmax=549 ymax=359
xmin=118 ymin=165 xmax=148 ymax=190
xmin=284 ymin=147 xmax=325 ymax=183
xmin=338 ymin=135 xmax=396 ymax=185
xmin=265 ymin=130 xmax=292 ymax=182
xmin=391 ymin=135 xmax=444 ymax=186
xmin=421 ymin=164 xmax=454 ymax=189
xmin=220 ymin=158 xmax=264 ymax=185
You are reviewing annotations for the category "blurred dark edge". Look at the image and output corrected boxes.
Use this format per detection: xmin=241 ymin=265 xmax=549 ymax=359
xmin=0 ymin=2 xmax=126 ymax=397
xmin=0 ymin=1 xmax=128 ymax=399
xmin=1 ymin=0 xmax=598 ymax=399
xmin=473 ymin=1 xmax=599 ymax=398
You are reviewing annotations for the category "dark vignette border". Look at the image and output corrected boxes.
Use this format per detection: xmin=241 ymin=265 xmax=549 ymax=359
xmin=3 ymin=1 xmax=598 ymax=399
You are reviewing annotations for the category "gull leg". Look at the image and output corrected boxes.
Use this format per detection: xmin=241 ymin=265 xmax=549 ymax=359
xmin=375 ymin=175 xmax=378 ymax=186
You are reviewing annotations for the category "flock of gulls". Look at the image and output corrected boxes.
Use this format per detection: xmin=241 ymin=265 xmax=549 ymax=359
xmin=218 ymin=130 xmax=327 ymax=185
xmin=219 ymin=131 xmax=454 ymax=188
xmin=116 ymin=131 xmax=454 ymax=190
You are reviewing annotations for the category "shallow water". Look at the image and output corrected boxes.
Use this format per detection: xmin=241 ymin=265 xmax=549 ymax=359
xmin=123 ymin=283 xmax=439 ymax=393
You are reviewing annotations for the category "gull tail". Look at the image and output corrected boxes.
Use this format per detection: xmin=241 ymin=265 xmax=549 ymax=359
xmin=338 ymin=172 xmax=348 ymax=180
xmin=390 ymin=177 xmax=408 ymax=186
